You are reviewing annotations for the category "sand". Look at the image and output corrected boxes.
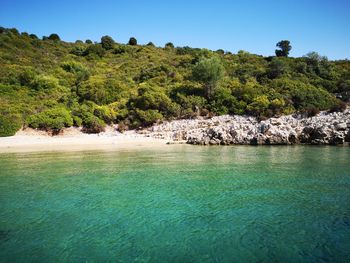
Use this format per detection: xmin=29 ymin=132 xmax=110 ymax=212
xmin=0 ymin=127 xmax=168 ymax=153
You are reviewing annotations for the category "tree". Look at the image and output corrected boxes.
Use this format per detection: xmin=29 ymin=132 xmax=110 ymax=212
xmin=192 ymin=57 xmax=225 ymax=99
xmin=29 ymin=34 xmax=38 ymax=39
xmin=101 ymin=35 xmax=115 ymax=50
xmin=85 ymin=39 xmax=92 ymax=44
xmin=128 ymin=37 xmax=137 ymax=45
xmin=275 ymin=40 xmax=291 ymax=57
xmin=147 ymin=42 xmax=155 ymax=47
xmin=165 ymin=42 xmax=174 ymax=48
xmin=48 ymin=33 xmax=60 ymax=41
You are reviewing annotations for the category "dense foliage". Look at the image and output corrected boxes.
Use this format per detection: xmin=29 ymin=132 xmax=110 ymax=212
xmin=0 ymin=27 xmax=349 ymax=136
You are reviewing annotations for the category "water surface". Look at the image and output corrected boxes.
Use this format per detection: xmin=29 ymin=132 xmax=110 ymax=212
xmin=0 ymin=146 xmax=350 ymax=262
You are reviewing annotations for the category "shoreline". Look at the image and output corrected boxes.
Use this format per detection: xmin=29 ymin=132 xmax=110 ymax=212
xmin=1 ymin=108 xmax=349 ymax=153
xmin=0 ymin=128 xmax=169 ymax=153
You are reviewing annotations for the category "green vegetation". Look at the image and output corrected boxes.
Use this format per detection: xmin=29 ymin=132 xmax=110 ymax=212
xmin=275 ymin=40 xmax=291 ymax=57
xmin=128 ymin=37 xmax=137 ymax=46
xmin=0 ymin=27 xmax=349 ymax=136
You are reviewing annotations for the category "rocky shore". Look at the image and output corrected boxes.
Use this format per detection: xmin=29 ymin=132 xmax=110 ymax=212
xmin=141 ymin=108 xmax=350 ymax=145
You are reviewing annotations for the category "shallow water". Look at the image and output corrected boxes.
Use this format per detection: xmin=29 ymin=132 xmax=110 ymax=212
xmin=0 ymin=145 xmax=350 ymax=262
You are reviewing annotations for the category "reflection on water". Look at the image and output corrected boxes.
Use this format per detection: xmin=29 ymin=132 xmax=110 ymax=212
xmin=0 ymin=145 xmax=350 ymax=262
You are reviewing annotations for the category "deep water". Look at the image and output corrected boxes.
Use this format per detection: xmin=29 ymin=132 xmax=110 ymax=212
xmin=0 ymin=146 xmax=350 ymax=262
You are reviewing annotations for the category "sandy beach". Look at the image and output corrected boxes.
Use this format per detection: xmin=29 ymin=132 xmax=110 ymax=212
xmin=0 ymin=127 xmax=168 ymax=153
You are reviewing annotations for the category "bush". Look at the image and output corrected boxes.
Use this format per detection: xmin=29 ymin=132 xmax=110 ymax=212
xmin=132 ymin=87 xmax=179 ymax=117
xmin=93 ymin=105 xmax=116 ymax=124
xmin=0 ymin=114 xmax=22 ymax=137
xmin=78 ymin=79 xmax=118 ymax=105
xmin=27 ymin=108 xmax=73 ymax=131
xmin=82 ymin=113 xmax=105 ymax=133
xmin=70 ymin=46 xmax=86 ymax=56
xmin=117 ymin=121 xmax=128 ymax=132
xmin=113 ymin=45 xmax=127 ymax=54
xmin=18 ymin=69 xmax=36 ymax=87
xmin=302 ymin=106 xmax=320 ymax=117
xmin=135 ymin=109 xmax=163 ymax=126
xmin=61 ymin=61 xmax=87 ymax=74
xmin=247 ymin=95 xmax=270 ymax=116
xmin=84 ymin=44 xmax=105 ymax=57
xmin=329 ymin=100 xmax=347 ymax=112
xmin=32 ymin=75 xmax=60 ymax=90
xmin=72 ymin=115 xmax=82 ymax=127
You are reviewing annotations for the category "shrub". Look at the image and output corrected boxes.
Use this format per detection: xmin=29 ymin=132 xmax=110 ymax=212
xmin=132 ymin=87 xmax=179 ymax=117
xmin=18 ymin=69 xmax=36 ymax=87
xmin=93 ymin=105 xmax=116 ymax=124
xmin=84 ymin=44 xmax=105 ymax=57
xmin=82 ymin=113 xmax=105 ymax=133
xmin=135 ymin=109 xmax=163 ymax=126
xmin=247 ymin=95 xmax=270 ymax=116
xmin=72 ymin=115 xmax=82 ymax=127
xmin=302 ymin=106 xmax=320 ymax=117
xmin=0 ymin=114 xmax=22 ymax=137
xmin=267 ymin=58 xmax=289 ymax=79
xmin=113 ymin=45 xmax=127 ymax=54
xmin=117 ymin=121 xmax=128 ymax=132
xmin=70 ymin=46 xmax=85 ymax=56
xmin=27 ymin=108 xmax=73 ymax=131
xmin=32 ymin=75 xmax=60 ymax=90
xmin=329 ymin=100 xmax=347 ymax=112
xmin=270 ymin=98 xmax=286 ymax=115
xmin=61 ymin=61 xmax=87 ymax=74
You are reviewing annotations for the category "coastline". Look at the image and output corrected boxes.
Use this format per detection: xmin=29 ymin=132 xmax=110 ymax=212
xmin=0 ymin=127 xmax=168 ymax=153
xmin=1 ymin=108 xmax=349 ymax=153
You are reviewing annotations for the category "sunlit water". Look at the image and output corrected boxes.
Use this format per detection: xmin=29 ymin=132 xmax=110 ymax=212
xmin=0 ymin=145 xmax=350 ymax=262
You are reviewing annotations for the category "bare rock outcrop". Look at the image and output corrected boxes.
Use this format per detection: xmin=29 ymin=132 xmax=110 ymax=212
xmin=139 ymin=108 xmax=350 ymax=145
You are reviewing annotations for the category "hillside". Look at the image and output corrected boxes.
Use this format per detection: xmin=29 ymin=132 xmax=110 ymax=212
xmin=1 ymin=27 xmax=349 ymax=136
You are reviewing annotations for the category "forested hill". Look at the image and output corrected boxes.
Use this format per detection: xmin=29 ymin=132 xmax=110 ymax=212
xmin=0 ymin=27 xmax=349 ymax=136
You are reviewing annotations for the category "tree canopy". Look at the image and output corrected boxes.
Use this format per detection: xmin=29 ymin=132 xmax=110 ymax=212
xmin=192 ymin=57 xmax=225 ymax=99
xmin=101 ymin=35 xmax=115 ymax=50
xmin=275 ymin=40 xmax=292 ymax=57
xmin=128 ymin=37 xmax=137 ymax=45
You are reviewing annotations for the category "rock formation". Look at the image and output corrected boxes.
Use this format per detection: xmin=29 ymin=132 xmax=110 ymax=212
xmin=139 ymin=108 xmax=350 ymax=145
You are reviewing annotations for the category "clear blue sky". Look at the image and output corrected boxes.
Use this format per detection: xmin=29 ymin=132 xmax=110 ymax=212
xmin=1 ymin=0 xmax=349 ymax=59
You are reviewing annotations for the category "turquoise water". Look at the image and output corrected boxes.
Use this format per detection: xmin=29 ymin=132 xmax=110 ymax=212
xmin=0 ymin=146 xmax=350 ymax=262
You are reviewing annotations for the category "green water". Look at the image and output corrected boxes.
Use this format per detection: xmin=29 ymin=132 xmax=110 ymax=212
xmin=0 ymin=146 xmax=350 ymax=262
